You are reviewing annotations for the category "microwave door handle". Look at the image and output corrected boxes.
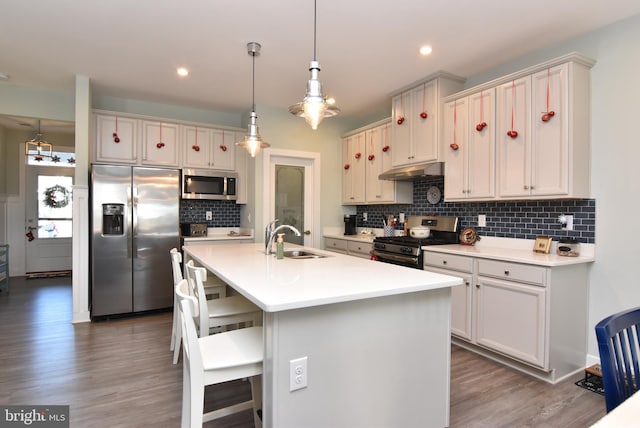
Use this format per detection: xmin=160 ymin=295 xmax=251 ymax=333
xmin=223 ymin=177 xmax=228 ymax=196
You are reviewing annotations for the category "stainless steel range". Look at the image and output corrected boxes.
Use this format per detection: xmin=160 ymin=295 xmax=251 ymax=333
xmin=372 ymin=216 xmax=459 ymax=269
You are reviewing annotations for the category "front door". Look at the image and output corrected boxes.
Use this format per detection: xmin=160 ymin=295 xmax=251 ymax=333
xmin=25 ymin=164 xmax=74 ymax=273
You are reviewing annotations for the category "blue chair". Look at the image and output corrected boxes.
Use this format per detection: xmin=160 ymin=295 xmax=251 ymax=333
xmin=595 ymin=307 xmax=640 ymax=412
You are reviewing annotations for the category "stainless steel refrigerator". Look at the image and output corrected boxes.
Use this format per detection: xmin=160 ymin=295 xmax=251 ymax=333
xmin=90 ymin=165 xmax=180 ymax=318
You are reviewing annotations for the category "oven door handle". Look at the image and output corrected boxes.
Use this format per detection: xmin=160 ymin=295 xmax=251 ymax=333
xmin=371 ymin=250 xmax=419 ymax=265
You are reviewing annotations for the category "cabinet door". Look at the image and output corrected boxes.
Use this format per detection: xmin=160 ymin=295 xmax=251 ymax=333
xmin=95 ymin=114 xmax=138 ymax=164
xmin=476 ymin=276 xmax=546 ymax=368
xmin=497 ymin=77 xmax=531 ymax=198
xmin=425 ymin=264 xmax=473 ymax=341
xmin=443 ymin=98 xmax=468 ymax=199
xmin=182 ymin=126 xmax=212 ymax=168
xmin=211 ymin=130 xmax=236 ymax=170
xmin=342 ymin=133 xmax=365 ymax=204
xmin=365 ymin=124 xmax=394 ymax=202
xmin=531 ymin=64 xmax=569 ymax=196
xmin=467 ymin=89 xmax=496 ymax=199
xmin=391 ymin=91 xmax=412 ymax=166
xmin=142 ymin=121 xmax=179 ymax=166
xmin=411 ymin=81 xmax=438 ymax=163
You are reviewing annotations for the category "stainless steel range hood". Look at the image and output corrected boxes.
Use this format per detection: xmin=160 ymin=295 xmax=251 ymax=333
xmin=378 ymin=162 xmax=444 ymax=181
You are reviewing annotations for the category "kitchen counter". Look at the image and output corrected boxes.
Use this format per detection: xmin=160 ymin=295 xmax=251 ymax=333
xmin=182 ymin=227 xmax=254 ymax=243
xmin=183 ymin=242 xmax=461 ymax=428
xmin=184 ymin=242 xmax=459 ymax=312
xmin=422 ymin=238 xmax=595 ymax=267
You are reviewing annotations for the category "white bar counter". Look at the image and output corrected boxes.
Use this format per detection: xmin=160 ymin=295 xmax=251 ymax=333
xmin=183 ymin=243 xmax=462 ymax=428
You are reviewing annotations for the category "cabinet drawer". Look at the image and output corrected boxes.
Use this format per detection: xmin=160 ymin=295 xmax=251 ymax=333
xmin=477 ymin=259 xmax=546 ymax=286
xmin=347 ymin=241 xmax=372 ymax=256
xmin=325 ymin=238 xmax=348 ymax=252
xmin=424 ymin=253 xmax=473 ymax=273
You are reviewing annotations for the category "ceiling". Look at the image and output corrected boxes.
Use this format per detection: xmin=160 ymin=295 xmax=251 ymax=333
xmin=2 ymin=0 xmax=640 ymax=131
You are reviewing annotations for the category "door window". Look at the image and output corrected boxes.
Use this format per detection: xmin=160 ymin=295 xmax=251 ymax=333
xmin=36 ymin=175 xmax=73 ymax=238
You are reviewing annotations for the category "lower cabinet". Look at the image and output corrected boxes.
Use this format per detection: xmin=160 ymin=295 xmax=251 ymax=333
xmin=324 ymin=237 xmax=372 ymax=259
xmin=424 ymin=250 xmax=589 ymax=383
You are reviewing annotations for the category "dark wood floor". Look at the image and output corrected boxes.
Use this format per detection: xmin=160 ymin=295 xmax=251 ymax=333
xmin=0 ymin=277 xmax=605 ymax=427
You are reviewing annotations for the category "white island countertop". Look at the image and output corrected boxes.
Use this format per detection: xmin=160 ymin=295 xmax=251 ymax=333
xmin=183 ymin=242 xmax=462 ymax=312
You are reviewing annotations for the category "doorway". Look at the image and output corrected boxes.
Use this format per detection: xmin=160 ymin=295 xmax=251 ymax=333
xmin=263 ymin=149 xmax=321 ymax=248
xmin=25 ymin=156 xmax=75 ymax=273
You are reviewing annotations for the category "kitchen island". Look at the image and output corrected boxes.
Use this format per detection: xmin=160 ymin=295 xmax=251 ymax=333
xmin=183 ymin=242 xmax=463 ymax=428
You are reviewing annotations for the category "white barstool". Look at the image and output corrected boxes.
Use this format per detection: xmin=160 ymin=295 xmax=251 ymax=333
xmin=176 ymin=279 xmax=263 ymax=427
xmin=184 ymin=260 xmax=262 ymax=338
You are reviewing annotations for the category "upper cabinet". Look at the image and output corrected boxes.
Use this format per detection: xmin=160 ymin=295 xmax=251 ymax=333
xmin=95 ymin=113 xmax=138 ymax=164
xmin=442 ymin=53 xmax=595 ymax=202
xmin=496 ymin=61 xmax=592 ymax=199
xmin=343 ymin=120 xmax=412 ymax=205
xmin=141 ymin=120 xmax=179 ymax=167
xmin=391 ymin=74 xmax=465 ymax=167
xmin=443 ymin=89 xmax=496 ymax=201
xmin=182 ymin=126 xmax=236 ymax=170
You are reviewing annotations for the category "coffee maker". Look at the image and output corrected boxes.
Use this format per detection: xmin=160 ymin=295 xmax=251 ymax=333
xmin=344 ymin=215 xmax=357 ymax=235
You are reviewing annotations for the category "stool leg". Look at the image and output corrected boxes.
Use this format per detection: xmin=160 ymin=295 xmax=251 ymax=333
xmin=250 ymin=375 xmax=263 ymax=428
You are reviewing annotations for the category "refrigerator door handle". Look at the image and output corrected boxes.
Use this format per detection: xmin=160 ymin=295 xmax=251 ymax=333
xmin=132 ymin=187 xmax=139 ymax=259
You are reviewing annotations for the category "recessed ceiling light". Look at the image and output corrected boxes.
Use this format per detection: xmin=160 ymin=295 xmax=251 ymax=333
xmin=177 ymin=67 xmax=189 ymax=77
xmin=0 ymin=73 xmax=9 ymax=80
xmin=419 ymin=45 xmax=433 ymax=56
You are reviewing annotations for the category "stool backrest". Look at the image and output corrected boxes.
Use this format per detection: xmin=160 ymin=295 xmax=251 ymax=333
xmin=184 ymin=260 xmax=210 ymax=337
xmin=596 ymin=306 xmax=640 ymax=412
xmin=175 ymin=279 xmax=201 ymax=371
xmin=170 ymin=248 xmax=183 ymax=285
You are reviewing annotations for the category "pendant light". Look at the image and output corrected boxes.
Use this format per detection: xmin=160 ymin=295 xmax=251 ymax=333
xmin=236 ymin=42 xmax=270 ymax=158
xmin=25 ymin=120 xmax=53 ymax=161
xmin=288 ymin=0 xmax=339 ymax=130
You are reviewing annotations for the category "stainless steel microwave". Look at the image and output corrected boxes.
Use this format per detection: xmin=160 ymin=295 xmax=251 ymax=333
xmin=181 ymin=169 xmax=237 ymax=200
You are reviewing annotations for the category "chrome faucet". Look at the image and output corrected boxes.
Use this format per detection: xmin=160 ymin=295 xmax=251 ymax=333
xmin=265 ymin=219 xmax=279 ymax=253
xmin=265 ymin=224 xmax=302 ymax=255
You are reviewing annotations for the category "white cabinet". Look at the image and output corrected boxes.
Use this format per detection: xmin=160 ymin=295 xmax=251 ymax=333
xmin=141 ymin=120 xmax=179 ymax=167
xmin=424 ymin=253 xmax=473 ymax=341
xmin=475 ymin=260 xmax=547 ymax=367
xmin=324 ymin=237 xmax=348 ymax=255
xmin=443 ymin=90 xmax=496 ymax=200
xmin=424 ymin=248 xmax=590 ymax=382
xmin=324 ymin=237 xmax=372 ymax=259
xmin=94 ymin=114 xmax=138 ymax=164
xmin=391 ymin=74 xmax=464 ymax=167
xmin=363 ymin=121 xmax=413 ymax=204
xmin=182 ymin=126 xmax=236 ymax=170
xmin=496 ymin=61 xmax=591 ymax=199
xmin=343 ymin=120 xmax=412 ymax=205
xmin=342 ymin=132 xmax=366 ymax=204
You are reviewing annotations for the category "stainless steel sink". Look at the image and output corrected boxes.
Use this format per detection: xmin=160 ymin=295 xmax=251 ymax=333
xmin=283 ymin=249 xmax=328 ymax=259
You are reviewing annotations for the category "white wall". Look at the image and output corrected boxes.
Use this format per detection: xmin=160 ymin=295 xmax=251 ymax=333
xmin=465 ymin=13 xmax=640 ymax=361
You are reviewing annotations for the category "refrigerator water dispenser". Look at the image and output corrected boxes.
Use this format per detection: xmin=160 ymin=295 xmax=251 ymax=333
xmin=102 ymin=203 xmax=124 ymax=235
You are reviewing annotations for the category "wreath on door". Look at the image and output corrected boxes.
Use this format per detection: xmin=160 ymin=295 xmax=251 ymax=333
xmin=43 ymin=184 xmax=71 ymax=209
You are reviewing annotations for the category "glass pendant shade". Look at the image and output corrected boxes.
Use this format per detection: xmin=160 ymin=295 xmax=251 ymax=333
xmin=289 ymin=1 xmax=339 ymax=130
xmin=288 ymin=61 xmax=339 ymax=130
xmin=236 ymin=111 xmax=269 ymax=158
xmin=236 ymin=42 xmax=270 ymax=157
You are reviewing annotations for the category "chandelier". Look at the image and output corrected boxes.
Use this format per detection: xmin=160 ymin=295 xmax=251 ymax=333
xmin=25 ymin=120 xmax=53 ymax=161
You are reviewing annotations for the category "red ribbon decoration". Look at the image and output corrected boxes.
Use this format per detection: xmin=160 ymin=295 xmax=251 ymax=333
xmin=192 ymin=127 xmax=200 ymax=151
xmin=368 ymin=133 xmax=375 ymax=160
xmin=113 ymin=117 xmax=120 ymax=143
xmin=420 ymin=83 xmax=428 ymax=119
xmin=450 ymin=101 xmax=459 ymax=150
xmin=382 ymin=125 xmax=390 ymax=152
xmin=476 ymin=92 xmax=487 ymax=131
xmin=397 ymin=93 xmax=405 ymax=125
xmin=220 ymin=131 xmax=227 ymax=151
xmin=158 ymin=122 xmax=164 ymax=148
xmin=542 ymin=68 xmax=555 ymax=122
xmin=507 ymin=82 xmax=518 ymax=138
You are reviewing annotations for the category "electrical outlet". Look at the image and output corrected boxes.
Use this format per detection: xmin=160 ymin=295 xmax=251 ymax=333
xmin=289 ymin=356 xmax=308 ymax=391
xmin=206 ymin=211 xmax=213 ymax=221
xmin=478 ymin=214 xmax=486 ymax=227
xmin=399 ymin=213 xmax=405 ymax=223
xmin=362 ymin=212 xmax=368 ymax=222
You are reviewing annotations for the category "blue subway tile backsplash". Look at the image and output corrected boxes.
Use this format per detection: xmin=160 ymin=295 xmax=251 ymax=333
xmin=180 ymin=199 xmax=240 ymax=227
xmin=356 ymin=177 xmax=596 ymax=244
